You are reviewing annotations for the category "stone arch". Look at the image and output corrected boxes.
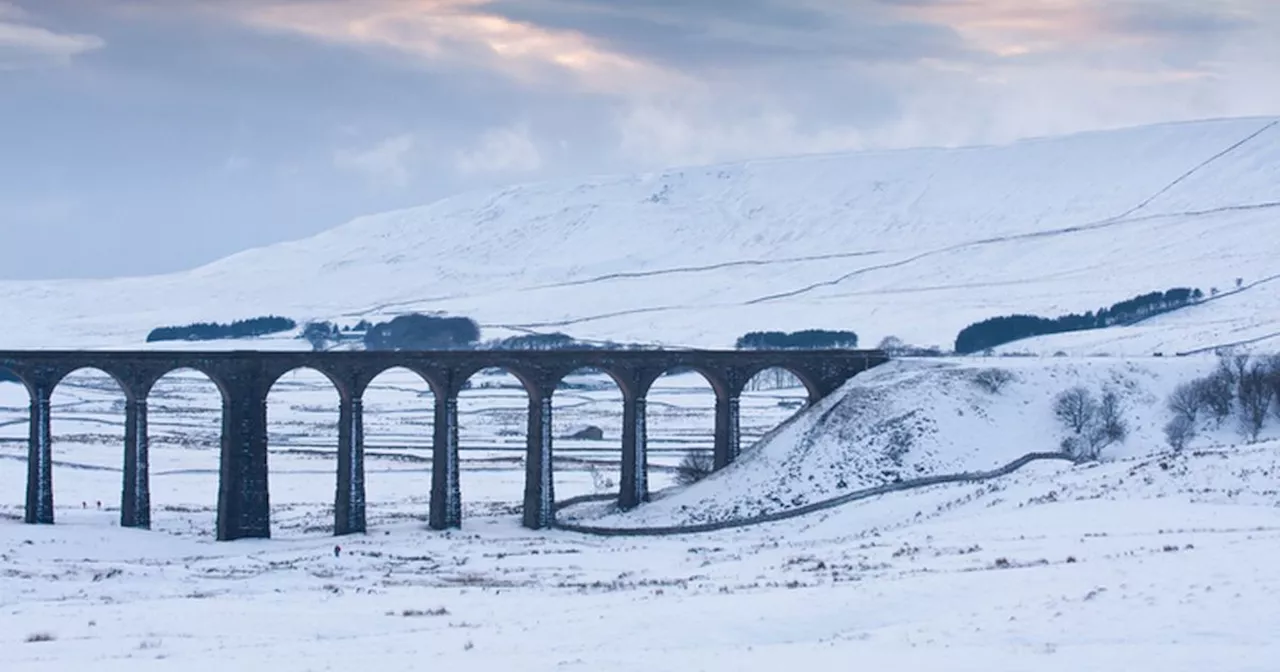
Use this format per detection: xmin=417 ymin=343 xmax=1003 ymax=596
xmin=49 ymin=365 xmax=131 ymax=402
xmin=635 ymin=363 xmax=728 ymax=400
xmin=641 ymin=364 xmax=720 ymax=491
xmin=451 ymin=365 xmax=534 ymax=518
xmin=736 ymin=366 xmax=815 ymax=452
xmin=358 ymin=363 xmax=447 ymax=401
xmin=359 ymin=366 xmax=438 ymax=529
xmin=736 ymin=363 xmax=822 ymax=404
xmin=141 ymin=364 xmax=231 ymax=405
xmin=452 ymin=362 xmax=541 ymax=400
xmin=264 ymin=366 xmax=343 ymax=538
xmin=0 ymin=363 xmax=35 ymax=401
xmin=550 ymin=366 xmax=625 ymax=503
xmin=47 ymin=367 xmax=130 ymax=523
xmin=264 ymin=363 xmax=352 ymax=403
xmin=145 ymin=367 xmax=227 ymax=534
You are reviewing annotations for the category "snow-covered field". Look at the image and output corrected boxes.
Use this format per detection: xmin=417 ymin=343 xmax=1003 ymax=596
xmin=4 ymin=117 xmax=1280 ymax=669
xmin=4 ymin=356 xmax=1280 ymax=670
xmin=0 ymin=117 xmax=1277 ymax=355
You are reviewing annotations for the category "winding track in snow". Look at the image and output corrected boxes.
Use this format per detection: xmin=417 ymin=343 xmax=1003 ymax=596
xmin=554 ymin=451 xmax=1075 ymax=537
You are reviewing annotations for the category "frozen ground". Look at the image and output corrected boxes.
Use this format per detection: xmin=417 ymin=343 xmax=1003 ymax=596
xmin=4 ymin=117 xmax=1280 ymax=668
xmin=4 ymin=357 xmax=1280 ymax=670
xmin=2 ymin=439 xmax=1278 ymax=670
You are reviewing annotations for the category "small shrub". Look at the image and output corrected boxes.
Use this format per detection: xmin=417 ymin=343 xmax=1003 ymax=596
xmin=25 ymin=632 xmax=55 ymax=643
xmin=972 ymin=368 xmax=1015 ymax=394
xmin=401 ymin=607 xmax=450 ymax=617
xmin=674 ymin=451 xmax=715 ymax=486
xmin=886 ymin=428 xmax=913 ymax=465
xmin=1164 ymin=416 xmax=1196 ymax=451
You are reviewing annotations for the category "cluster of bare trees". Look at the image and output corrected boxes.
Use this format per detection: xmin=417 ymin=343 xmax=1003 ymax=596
xmin=1164 ymin=352 xmax=1280 ymax=450
xmin=1053 ymin=386 xmax=1129 ymax=462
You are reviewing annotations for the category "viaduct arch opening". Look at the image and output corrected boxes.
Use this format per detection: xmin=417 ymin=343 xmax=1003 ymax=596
xmin=48 ymin=368 xmax=128 ymax=527
xmin=552 ymin=367 xmax=625 ymax=504
xmin=146 ymin=368 xmax=225 ymax=536
xmin=360 ymin=366 xmax=437 ymax=531
xmin=265 ymin=367 xmax=342 ymax=538
xmin=454 ymin=366 xmax=532 ymax=523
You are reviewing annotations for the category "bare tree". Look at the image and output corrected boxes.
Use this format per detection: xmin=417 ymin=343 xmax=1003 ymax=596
xmin=1237 ymin=363 xmax=1274 ymax=442
xmin=1166 ymin=382 xmax=1204 ymax=424
xmin=1164 ymin=416 xmax=1196 ymax=451
xmin=1076 ymin=391 xmax=1128 ymax=461
xmin=1095 ymin=391 xmax=1129 ymax=445
xmin=877 ymin=335 xmax=907 ymax=355
xmin=1054 ymin=387 xmax=1098 ymax=435
xmin=1233 ymin=354 xmax=1251 ymax=383
xmin=674 ymin=451 xmax=715 ymax=486
xmin=1054 ymin=387 xmax=1128 ymax=462
xmin=1196 ymin=370 xmax=1234 ymax=422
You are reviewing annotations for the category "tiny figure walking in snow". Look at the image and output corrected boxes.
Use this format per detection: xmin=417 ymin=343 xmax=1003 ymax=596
xmin=334 ymin=545 xmax=342 ymax=558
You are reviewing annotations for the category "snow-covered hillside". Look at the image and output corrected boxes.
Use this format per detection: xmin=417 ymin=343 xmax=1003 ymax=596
xmin=565 ymin=355 xmax=1268 ymax=528
xmin=1 ymin=117 xmax=1278 ymax=352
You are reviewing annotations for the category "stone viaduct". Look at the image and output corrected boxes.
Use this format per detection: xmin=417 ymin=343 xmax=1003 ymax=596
xmin=0 ymin=349 xmax=888 ymax=541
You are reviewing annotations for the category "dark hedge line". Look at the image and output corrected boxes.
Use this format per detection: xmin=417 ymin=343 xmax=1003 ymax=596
xmin=146 ymin=316 xmax=297 ymax=343
xmin=955 ymin=287 xmax=1203 ymax=354
xmin=736 ymin=329 xmax=859 ymax=350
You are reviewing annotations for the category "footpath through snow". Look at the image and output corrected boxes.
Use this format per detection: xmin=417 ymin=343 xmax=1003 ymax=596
xmin=566 ymin=356 xmax=1241 ymax=528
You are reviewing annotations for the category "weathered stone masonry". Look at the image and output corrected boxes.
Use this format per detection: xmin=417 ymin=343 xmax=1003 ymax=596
xmin=0 ymin=349 xmax=887 ymax=541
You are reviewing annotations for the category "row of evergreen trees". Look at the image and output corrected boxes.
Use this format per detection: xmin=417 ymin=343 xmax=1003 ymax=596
xmin=735 ymin=329 xmax=859 ymax=350
xmin=363 ymin=314 xmax=481 ymax=351
xmin=146 ymin=316 xmax=297 ymax=343
xmin=954 ymin=287 xmax=1204 ymax=354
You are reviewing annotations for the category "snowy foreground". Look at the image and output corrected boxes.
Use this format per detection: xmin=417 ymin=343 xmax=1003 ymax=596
xmin=3 ymin=356 xmax=1280 ymax=670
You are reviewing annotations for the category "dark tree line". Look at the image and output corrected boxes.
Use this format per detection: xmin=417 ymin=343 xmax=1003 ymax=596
xmin=146 ymin=316 xmax=297 ymax=343
xmin=736 ymin=329 xmax=859 ymax=350
xmin=955 ymin=287 xmax=1204 ymax=354
xmin=363 ymin=314 xmax=481 ymax=351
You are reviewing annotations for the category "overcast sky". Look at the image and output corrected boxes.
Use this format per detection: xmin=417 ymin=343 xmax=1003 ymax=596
xmin=1 ymin=0 xmax=1277 ymax=280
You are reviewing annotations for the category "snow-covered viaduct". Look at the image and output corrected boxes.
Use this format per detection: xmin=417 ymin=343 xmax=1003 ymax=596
xmin=0 ymin=349 xmax=887 ymax=541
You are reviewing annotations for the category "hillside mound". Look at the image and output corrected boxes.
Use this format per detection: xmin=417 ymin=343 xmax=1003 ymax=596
xmin=565 ymin=356 xmax=1265 ymax=528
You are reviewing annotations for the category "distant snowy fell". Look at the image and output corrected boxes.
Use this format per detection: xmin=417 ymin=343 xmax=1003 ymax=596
xmin=2 ymin=116 xmax=1278 ymax=353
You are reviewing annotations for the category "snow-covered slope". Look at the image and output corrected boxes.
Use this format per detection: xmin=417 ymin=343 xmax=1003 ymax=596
xmin=568 ymin=356 xmax=1264 ymax=528
xmin=2 ymin=117 xmax=1279 ymax=351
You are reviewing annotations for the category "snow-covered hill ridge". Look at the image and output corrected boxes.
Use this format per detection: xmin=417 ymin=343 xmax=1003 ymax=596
xmin=2 ymin=116 xmax=1279 ymax=351
xmin=567 ymin=356 xmax=1260 ymax=529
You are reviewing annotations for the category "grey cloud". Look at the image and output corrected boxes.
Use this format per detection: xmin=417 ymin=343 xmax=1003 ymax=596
xmin=481 ymin=0 xmax=973 ymax=68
